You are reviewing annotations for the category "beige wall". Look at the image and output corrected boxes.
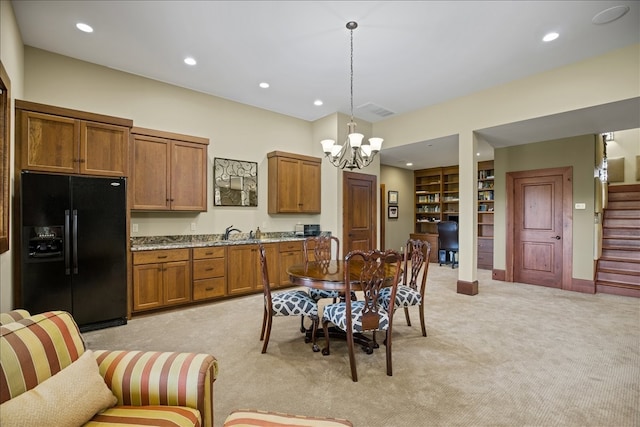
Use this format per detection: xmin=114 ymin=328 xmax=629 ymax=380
xmin=494 ymin=134 xmax=597 ymax=280
xmin=380 ymin=165 xmax=414 ymax=252
xmin=606 ymin=128 xmax=640 ymax=185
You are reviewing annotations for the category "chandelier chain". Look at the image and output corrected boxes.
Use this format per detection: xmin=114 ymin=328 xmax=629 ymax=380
xmin=350 ymin=25 xmax=354 ymax=121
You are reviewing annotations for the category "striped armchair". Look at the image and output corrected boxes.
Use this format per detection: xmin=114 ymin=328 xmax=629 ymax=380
xmin=0 ymin=311 xmax=218 ymax=427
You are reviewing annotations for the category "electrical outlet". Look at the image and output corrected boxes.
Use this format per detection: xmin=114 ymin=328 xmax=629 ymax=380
xmin=191 ymin=223 xmax=197 ymax=231
xmin=575 ymin=203 xmax=586 ymax=210
xmin=132 ymin=223 xmax=139 ymax=233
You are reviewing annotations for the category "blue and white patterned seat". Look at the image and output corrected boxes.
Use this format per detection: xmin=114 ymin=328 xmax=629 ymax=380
xmin=271 ymin=290 xmax=318 ymax=317
xmin=323 ymin=302 xmax=390 ymax=333
xmin=309 ymin=288 xmax=341 ymax=302
xmin=378 ymin=285 xmax=421 ymax=311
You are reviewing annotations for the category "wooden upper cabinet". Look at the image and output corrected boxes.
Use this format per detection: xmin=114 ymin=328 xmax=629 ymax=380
xmin=131 ymin=127 xmax=209 ymax=211
xmin=16 ymin=100 xmax=132 ymax=177
xmin=267 ymin=151 xmax=321 ymax=214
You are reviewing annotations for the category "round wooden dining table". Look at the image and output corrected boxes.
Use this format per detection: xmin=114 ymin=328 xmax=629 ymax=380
xmin=287 ymin=259 xmax=400 ymax=292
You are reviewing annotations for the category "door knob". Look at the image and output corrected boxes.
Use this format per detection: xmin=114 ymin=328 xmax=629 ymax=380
xmin=552 ymin=236 xmax=561 ymax=240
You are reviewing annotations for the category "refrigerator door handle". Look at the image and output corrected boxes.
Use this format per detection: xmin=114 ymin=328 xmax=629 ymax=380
xmin=65 ymin=209 xmax=71 ymax=275
xmin=72 ymin=209 xmax=79 ymax=274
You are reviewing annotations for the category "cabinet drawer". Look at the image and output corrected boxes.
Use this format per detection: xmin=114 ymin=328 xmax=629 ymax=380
xmin=193 ymin=246 xmax=225 ymax=259
xmin=193 ymin=278 xmax=226 ymax=300
xmin=477 ymin=238 xmax=494 ymax=252
xmin=133 ymin=249 xmax=190 ymax=265
xmin=477 ymin=252 xmax=494 ymax=264
xmin=193 ymin=258 xmax=225 ymax=280
xmin=279 ymin=241 xmax=303 ymax=252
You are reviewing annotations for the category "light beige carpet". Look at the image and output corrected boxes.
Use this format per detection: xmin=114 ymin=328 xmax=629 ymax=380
xmin=84 ymin=267 xmax=640 ymax=427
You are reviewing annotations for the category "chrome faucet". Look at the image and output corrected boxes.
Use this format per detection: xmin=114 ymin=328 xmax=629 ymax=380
xmin=224 ymin=225 xmax=241 ymax=240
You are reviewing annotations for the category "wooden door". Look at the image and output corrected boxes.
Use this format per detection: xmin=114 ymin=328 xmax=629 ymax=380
xmin=80 ymin=121 xmax=129 ymax=177
xmin=343 ymin=171 xmax=377 ymax=253
xmin=170 ymin=140 xmax=207 ymax=211
xmin=275 ymin=157 xmax=300 ymax=212
xmin=20 ymin=111 xmax=79 ymax=174
xmin=132 ymin=135 xmax=170 ymax=210
xmin=507 ymin=167 xmax=572 ymax=289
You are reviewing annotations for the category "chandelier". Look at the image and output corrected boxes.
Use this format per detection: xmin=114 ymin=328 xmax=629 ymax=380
xmin=321 ymin=21 xmax=383 ymax=170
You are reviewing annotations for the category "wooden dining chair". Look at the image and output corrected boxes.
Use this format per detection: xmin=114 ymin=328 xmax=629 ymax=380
xmin=379 ymin=239 xmax=431 ymax=337
xmin=321 ymin=249 xmax=402 ymax=382
xmin=303 ymin=235 xmax=341 ymax=301
xmin=258 ymin=244 xmax=319 ymax=353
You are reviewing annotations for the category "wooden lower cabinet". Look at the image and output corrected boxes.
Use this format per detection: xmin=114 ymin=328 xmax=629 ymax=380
xmin=477 ymin=237 xmax=494 ymax=270
xmin=132 ymin=249 xmax=191 ymax=312
xmin=192 ymin=247 xmax=226 ymax=301
xmin=227 ymin=243 xmax=280 ymax=295
xmin=278 ymin=241 xmax=303 ymax=287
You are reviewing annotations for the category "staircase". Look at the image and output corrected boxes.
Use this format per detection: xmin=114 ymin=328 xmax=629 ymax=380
xmin=595 ymin=184 xmax=640 ymax=297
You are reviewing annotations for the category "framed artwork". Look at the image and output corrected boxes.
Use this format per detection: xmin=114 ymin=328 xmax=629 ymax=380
xmin=388 ymin=190 xmax=398 ymax=205
xmin=388 ymin=206 xmax=398 ymax=219
xmin=213 ymin=158 xmax=258 ymax=206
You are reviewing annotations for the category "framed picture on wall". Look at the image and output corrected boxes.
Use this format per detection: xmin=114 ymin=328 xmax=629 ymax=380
xmin=388 ymin=190 xmax=398 ymax=205
xmin=388 ymin=206 xmax=398 ymax=219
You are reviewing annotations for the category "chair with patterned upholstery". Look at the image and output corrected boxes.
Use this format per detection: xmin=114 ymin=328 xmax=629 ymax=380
xmin=379 ymin=238 xmax=431 ymax=337
xmin=321 ymin=249 xmax=402 ymax=382
xmin=259 ymin=244 xmax=319 ymax=353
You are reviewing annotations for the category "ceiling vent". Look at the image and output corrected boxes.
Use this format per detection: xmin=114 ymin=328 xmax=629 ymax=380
xmin=357 ymin=102 xmax=395 ymax=118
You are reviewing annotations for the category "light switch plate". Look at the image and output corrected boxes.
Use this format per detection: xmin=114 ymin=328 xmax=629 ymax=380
xmin=132 ymin=223 xmax=139 ymax=232
xmin=191 ymin=223 xmax=197 ymax=231
xmin=575 ymin=203 xmax=586 ymax=210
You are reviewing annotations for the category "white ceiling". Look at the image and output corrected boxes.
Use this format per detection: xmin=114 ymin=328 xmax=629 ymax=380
xmin=11 ymin=1 xmax=640 ymax=170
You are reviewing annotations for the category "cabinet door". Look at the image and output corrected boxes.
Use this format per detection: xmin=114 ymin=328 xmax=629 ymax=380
xmin=132 ymin=135 xmax=171 ymax=210
xmin=132 ymin=263 xmax=163 ymax=311
xmin=275 ymin=157 xmax=301 ymax=212
xmin=299 ymin=160 xmax=321 ymax=213
xmin=170 ymin=141 xmax=207 ymax=211
xmin=163 ymin=260 xmax=191 ymax=305
xmin=227 ymin=245 xmax=258 ymax=295
xmin=279 ymin=243 xmax=303 ymax=287
xmin=259 ymin=243 xmax=279 ymax=289
xmin=20 ymin=111 xmax=79 ymax=174
xmin=80 ymin=121 xmax=129 ymax=176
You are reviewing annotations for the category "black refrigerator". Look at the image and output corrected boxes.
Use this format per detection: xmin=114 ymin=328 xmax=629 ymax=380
xmin=20 ymin=171 xmax=128 ymax=331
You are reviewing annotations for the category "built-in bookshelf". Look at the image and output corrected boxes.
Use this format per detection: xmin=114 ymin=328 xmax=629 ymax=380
xmin=414 ymin=161 xmax=495 ymax=270
xmin=477 ymin=160 xmax=494 ymax=270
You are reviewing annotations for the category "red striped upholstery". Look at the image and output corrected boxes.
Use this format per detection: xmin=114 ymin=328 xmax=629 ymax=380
xmin=0 ymin=309 xmax=31 ymax=325
xmin=94 ymin=350 xmax=217 ymax=427
xmin=223 ymin=410 xmax=353 ymax=426
xmin=87 ymin=405 xmax=202 ymax=427
xmin=0 ymin=311 xmax=85 ymax=403
xmin=1 ymin=311 xmax=218 ymax=427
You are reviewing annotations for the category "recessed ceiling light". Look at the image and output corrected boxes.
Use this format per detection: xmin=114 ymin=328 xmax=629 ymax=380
xmin=406 ymin=162 xmax=413 ymax=167
xmin=184 ymin=57 xmax=196 ymax=66
xmin=476 ymin=152 xmax=480 ymax=156
xmin=259 ymin=82 xmax=269 ymax=89
xmin=543 ymin=32 xmax=559 ymax=42
xmin=592 ymin=5 xmax=630 ymax=25
xmin=76 ymin=23 xmax=93 ymax=33
xmin=314 ymin=99 xmax=323 ymax=106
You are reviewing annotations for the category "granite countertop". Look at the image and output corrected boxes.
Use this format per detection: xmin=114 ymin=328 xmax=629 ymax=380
xmin=131 ymin=232 xmax=323 ymax=251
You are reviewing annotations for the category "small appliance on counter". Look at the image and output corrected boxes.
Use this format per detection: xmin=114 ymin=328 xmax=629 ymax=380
xmin=295 ymin=224 xmax=321 ymax=237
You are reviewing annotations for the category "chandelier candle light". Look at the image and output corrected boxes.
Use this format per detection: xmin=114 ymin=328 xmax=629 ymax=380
xmin=321 ymin=21 xmax=383 ymax=170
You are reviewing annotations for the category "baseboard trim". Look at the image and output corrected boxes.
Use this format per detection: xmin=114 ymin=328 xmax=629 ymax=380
xmin=492 ymin=269 xmax=506 ymax=281
xmin=568 ymin=278 xmax=595 ymax=294
xmin=457 ymin=280 xmax=478 ymax=295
